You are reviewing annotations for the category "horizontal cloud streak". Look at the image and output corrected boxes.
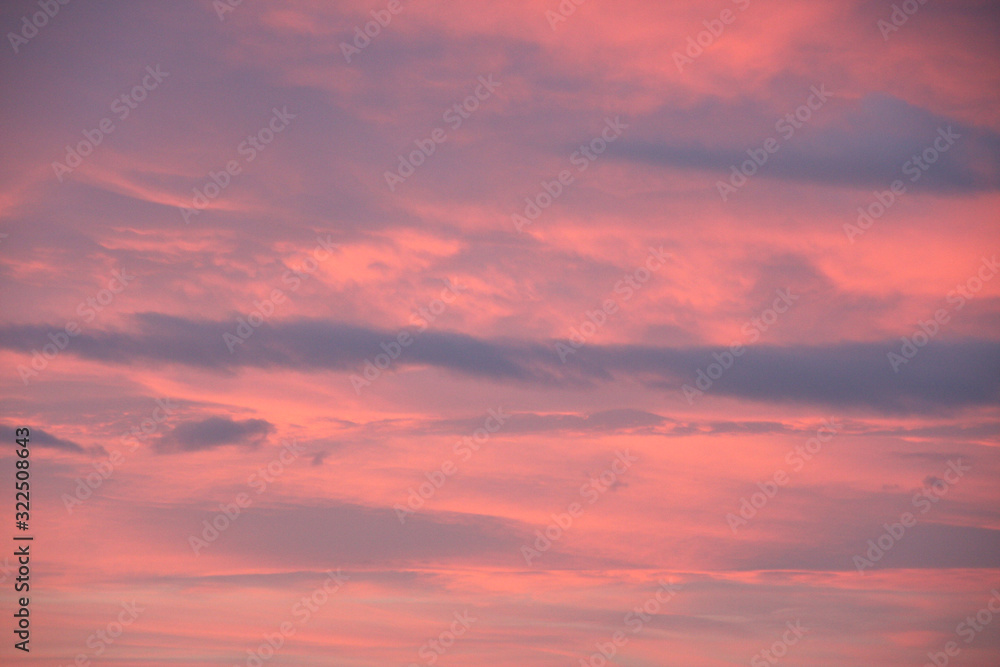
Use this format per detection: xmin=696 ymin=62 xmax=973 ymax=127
xmin=616 ymin=95 xmax=1000 ymax=193
xmin=157 ymin=416 xmax=275 ymax=453
xmin=2 ymin=315 xmax=997 ymax=411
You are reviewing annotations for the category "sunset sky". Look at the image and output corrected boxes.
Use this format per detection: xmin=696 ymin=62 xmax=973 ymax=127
xmin=1 ymin=0 xmax=999 ymax=665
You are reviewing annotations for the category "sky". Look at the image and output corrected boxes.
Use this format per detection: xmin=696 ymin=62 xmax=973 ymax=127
xmin=0 ymin=0 xmax=999 ymax=665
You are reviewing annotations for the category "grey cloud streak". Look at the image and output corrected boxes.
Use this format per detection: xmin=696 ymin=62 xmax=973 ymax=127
xmin=1 ymin=314 xmax=997 ymax=413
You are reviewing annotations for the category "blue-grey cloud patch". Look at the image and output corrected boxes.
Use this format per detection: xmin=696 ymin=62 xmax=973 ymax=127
xmin=741 ymin=523 xmax=1000 ymax=572
xmin=615 ymin=93 xmax=1000 ymax=193
xmin=0 ymin=315 xmax=997 ymax=413
xmin=0 ymin=423 xmax=86 ymax=454
xmin=156 ymin=416 xmax=274 ymax=453
xmin=598 ymin=339 xmax=1000 ymax=413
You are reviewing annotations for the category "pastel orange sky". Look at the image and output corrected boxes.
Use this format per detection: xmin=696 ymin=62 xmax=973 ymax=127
xmin=1 ymin=0 xmax=999 ymax=665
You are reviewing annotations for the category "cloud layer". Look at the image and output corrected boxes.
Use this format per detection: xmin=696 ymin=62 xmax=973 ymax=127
xmin=1 ymin=0 xmax=998 ymax=665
